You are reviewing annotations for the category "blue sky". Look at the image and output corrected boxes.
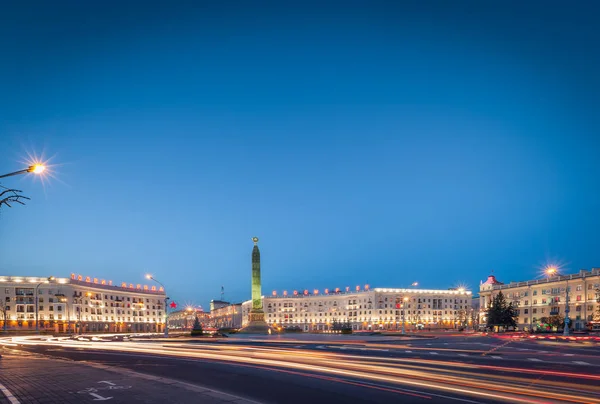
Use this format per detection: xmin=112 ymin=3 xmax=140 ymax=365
xmin=1 ymin=1 xmax=598 ymax=308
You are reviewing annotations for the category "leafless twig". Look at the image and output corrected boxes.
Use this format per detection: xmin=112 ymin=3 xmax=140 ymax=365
xmin=0 ymin=186 xmax=30 ymax=209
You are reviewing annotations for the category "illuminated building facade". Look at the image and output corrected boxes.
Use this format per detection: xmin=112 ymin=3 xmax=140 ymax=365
xmin=210 ymin=303 xmax=243 ymax=329
xmin=241 ymin=286 xmax=472 ymax=331
xmin=167 ymin=308 xmax=210 ymax=330
xmin=479 ymin=268 xmax=600 ymax=331
xmin=0 ymin=274 xmax=166 ymax=333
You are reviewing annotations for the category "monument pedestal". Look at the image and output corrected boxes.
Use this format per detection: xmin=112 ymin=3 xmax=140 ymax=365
xmin=238 ymin=310 xmax=271 ymax=334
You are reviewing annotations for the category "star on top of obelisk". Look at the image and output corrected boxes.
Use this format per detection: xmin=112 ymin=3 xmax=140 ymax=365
xmin=252 ymin=236 xmax=259 ymax=245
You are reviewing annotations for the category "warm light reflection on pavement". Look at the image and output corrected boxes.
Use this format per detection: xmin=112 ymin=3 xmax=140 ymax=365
xmin=2 ymin=336 xmax=599 ymax=404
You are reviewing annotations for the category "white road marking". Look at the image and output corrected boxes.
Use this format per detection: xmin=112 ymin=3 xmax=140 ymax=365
xmin=98 ymin=381 xmax=116 ymax=386
xmin=429 ymin=352 xmax=439 ymax=355
xmin=563 ymin=354 xmax=574 ymax=356
xmin=405 ymin=350 xmax=413 ymax=353
xmin=0 ymin=382 xmax=21 ymax=404
xmin=458 ymin=354 xmax=469 ymax=357
xmin=573 ymin=361 xmax=590 ymax=365
xmin=528 ymin=358 xmax=543 ymax=362
xmin=490 ymin=356 xmax=502 ymax=359
xmin=89 ymin=392 xmax=112 ymax=401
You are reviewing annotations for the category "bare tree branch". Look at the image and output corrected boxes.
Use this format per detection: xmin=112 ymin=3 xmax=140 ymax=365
xmin=0 ymin=186 xmax=30 ymax=209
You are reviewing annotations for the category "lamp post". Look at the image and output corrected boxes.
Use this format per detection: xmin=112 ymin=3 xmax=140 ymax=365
xmin=563 ymin=279 xmax=571 ymax=336
xmin=545 ymin=266 xmax=570 ymax=336
xmin=35 ymin=276 xmax=55 ymax=333
xmin=528 ymin=285 xmax=533 ymax=332
xmin=146 ymin=274 xmax=168 ymax=337
xmin=56 ymin=294 xmax=71 ymax=334
xmin=0 ymin=164 xmax=46 ymax=179
xmin=401 ymin=297 xmax=408 ymax=334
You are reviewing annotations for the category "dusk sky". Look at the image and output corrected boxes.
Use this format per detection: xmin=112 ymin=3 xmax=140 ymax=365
xmin=1 ymin=1 xmax=598 ymax=308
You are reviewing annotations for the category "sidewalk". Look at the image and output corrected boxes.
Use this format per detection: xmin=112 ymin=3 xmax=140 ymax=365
xmin=0 ymin=351 xmax=259 ymax=404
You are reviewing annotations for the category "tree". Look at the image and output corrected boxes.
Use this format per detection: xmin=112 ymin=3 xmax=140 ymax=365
xmin=540 ymin=315 xmax=564 ymax=330
xmin=486 ymin=291 xmax=517 ymax=330
xmin=456 ymin=309 xmax=468 ymax=329
xmin=190 ymin=316 xmax=203 ymax=337
xmin=331 ymin=319 xmax=342 ymax=332
xmin=469 ymin=308 xmax=479 ymax=330
xmin=0 ymin=301 xmax=8 ymax=332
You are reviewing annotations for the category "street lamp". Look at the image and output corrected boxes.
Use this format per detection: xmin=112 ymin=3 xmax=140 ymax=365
xmin=0 ymin=164 xmax=46 ymax=179
xmin=545 ymin=266 xmax=570 ymax=336
xmin=56 ymin=295 xmax=71 ymax=334
xmin=146 ymin=274 xmax=169 ymax=337
xmin=401 ymin=297 xmax=409 ymax=334
xmin=545 ymin=266 xmax=557 ymax=277
xmin=35 ymin=276 xmax=55 ymax=333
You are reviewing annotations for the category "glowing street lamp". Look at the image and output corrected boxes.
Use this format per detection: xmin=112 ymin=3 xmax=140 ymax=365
xmin=35 ymin=276 xmax=55 ymax=333
xmin=544 ymin=265 xmax=570 ymax=336
xmin=0 ymin=164 xmax=46 ymax=179
xmin=545 ymin=266 xmax=558 ymax=277
xmin=146 ymin=274 xmax=169 ymax=337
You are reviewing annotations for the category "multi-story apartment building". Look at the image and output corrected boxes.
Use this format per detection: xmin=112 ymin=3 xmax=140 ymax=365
xmin=241 ymin=286 xmax=472 ymax=331
xmin=210 ymin=303 xmax=242 ymax=329
xmin=479 ymin=269 xmax=600 ymax=331
xmin=0 ymin=273 xmax=166 ymax=333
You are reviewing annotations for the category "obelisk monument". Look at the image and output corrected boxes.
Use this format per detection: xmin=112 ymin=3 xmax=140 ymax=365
xmin=239 ymin=237 xmax=270 ymax=333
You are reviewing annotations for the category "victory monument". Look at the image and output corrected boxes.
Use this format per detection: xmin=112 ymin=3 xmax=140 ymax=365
xmin=238 ymin=237 xmax=271 ymax=334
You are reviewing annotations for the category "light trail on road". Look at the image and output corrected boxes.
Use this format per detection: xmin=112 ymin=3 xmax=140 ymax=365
xmin=2 ymin=336 xmax=599 ymax=404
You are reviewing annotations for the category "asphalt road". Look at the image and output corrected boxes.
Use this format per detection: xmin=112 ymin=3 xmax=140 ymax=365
xmin=1 ymin=334 xmax=599 ymax=404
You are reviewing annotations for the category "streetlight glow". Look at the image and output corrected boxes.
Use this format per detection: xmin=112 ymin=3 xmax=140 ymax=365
xmin=145 ymin=274 xmax=152 ymax=280
xmin=28 ymin=164 xmax=46 ymax=174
